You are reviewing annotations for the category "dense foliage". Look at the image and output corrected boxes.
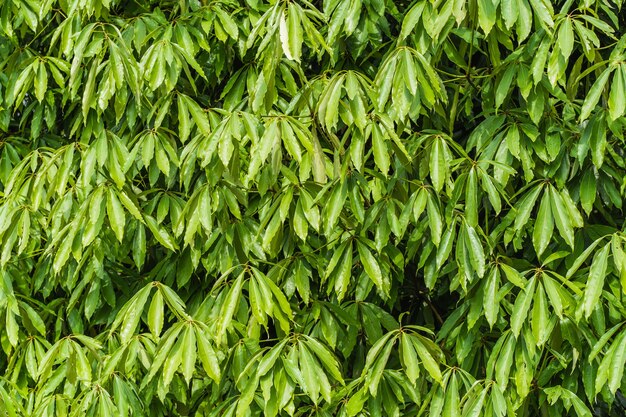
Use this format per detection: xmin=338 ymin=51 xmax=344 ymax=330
xmin=1 ymin=0 xmax=626 ymax=415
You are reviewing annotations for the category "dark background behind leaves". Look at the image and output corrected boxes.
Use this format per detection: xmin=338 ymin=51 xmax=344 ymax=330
xmin=1 ymin=0 xmax=626 ymax=416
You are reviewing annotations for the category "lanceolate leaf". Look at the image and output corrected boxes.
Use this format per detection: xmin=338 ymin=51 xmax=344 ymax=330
xmin=580 ymin=68 xmax=611 ymax=122
xmin=511 ymin=277 xmax=537 ymax=337
xmin=357 ymin=241 xmax=387 ymax=296
xmin=215 ymin=272 xmax=245 ymax=344
xmin=533 ymin=190 xmax=554 ymax=257
xmin=582 ymin=243 xmax=610 ymax=319
xmin=549 ymin=186 xmax=575 ymax=249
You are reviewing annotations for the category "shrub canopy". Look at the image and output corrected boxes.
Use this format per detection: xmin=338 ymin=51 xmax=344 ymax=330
xmin=1 ymin=0 xmax=626 ymax=415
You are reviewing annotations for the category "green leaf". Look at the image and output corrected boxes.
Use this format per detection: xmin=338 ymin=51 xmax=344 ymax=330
xmin=107 ymin=188 xmax=126 ymax=242
xmin=430 ymin=137 xmax=447 ymax=193
xmin=511 ymin=276 xmax=537 ymax=337
xmin=607 ymin=332 xmax=626 ymax=394
xmin=427 ymin=194 xmax=443 ymax=246
xmin=484 ymin=267 xmax=500 ymax=328
xmin=580 ymin=170 xmax=596 ymax=214
xmin=143 ymin=323 xmax=184 ymax=386
xmin=465 ymin=223 xmax=486 ymax=278
xmin=215 ymin=272 xmax=245 ymax=344
xmin=365 ymin=337 xmax=395 ymax=395
xmin=495 ymin=66 xmax=516 ymax=109
xmin=181 ymin=325 xmax=197 ymax=384
xmin=558 ymin=18 xmax=574 ymax=60
xmin=346 ymin=388 xmax=368 ymax=417
xmin=549 ymin=186 xmax=574 ymax=249
xmin=513 ymin=185 xmax=543 ymax=231
xmin=357 ymin=241 xmax=387 ymax=296
xmin=215 ymin=7 xmax=239 ymax=39
xmin=443 ymin=372 xmax=460 ymax=417
xmin=145 ymin=214 xmax=178 ymax=251
xmin=531 ymin=283 xmax=550 ymax=346
xmin=608 ymin=65 xmax=626 ymax=121
xmin=531 ymin=37 xmax=551 ymax=84
xmin=257 ymin=339 xmax=288 ymax=377
xmin=299 ymin=343 xmax=322 ymax=402
xmin=195 ymin=325 xmax=221 ymax=382
xmin=21 ymin=302 xmax=46 ymax=336
xmin=73 ymin=342 xmax=92 ymax=382
xmin=115 ymin=192 xmax=141 ymax=222
xmin=533 ymin=190 xmax=553 ymax=256
xmin=148 ymin=289 xmax=164 ymax=338
xmin=567 ymin=237 xmax=604 ymax=278
xmin=5 ymin=310 xmax=19 ymax=347
xmin=582 ymin=243 xmax=609 ymax=318
xmin=436 ymin=223 xmax=456 ymax=269
xmin=528 ymin=0 xmax=554 ymax=28
xmin=162 ymin=335 xmax=184 ymax=387
xmin=372 ymin=124 xmax=390 ymax=176
xmin=116 ymin=284 xmax=152 ymax=344
xmin=323 ymin=181 xmax=348 ymax=235
xmin=588 ymin=323 xmax=622 ymax=362
xmin=400 ymin=332 xmax=420 ymax=384
xmin=411 ymin=335 xmax=442 ymax=383
xmin=495 ymin=334 xmax=515 ymax=389
xmin=0 ymin=386 xmax=17 ymax=417
xmin=334 ymin=242 xmax=353 ymax=302
xmin=399 ymin=2 xmax=424 ymax=41
xmin=477 ymin=0 xmax=497 ymax=34
xmin=479 ymin=170 xmax=502 ymax=214
xmin=34 ymin=61 xmax=48 ymax=102
xmin=465 ymin=168 xmax=479 ymax=227
xmin=542 ymin=275 xmax=564 ymax=319
xmin=501 ymin=0 xmax=519 ymax=29
xmin=580 ymin=68 xmax=611 ymax=122
xmin=323 ymin=76 xmax=343 ymax=132
xmin=304 ymin=336 xmax=345 ymax=384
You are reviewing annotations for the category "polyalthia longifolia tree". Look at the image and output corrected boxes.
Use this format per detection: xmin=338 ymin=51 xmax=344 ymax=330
xmin=1 ymin=0 xmax=626 ymax=415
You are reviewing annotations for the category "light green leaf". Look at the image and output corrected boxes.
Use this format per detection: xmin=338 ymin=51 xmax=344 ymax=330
xmin=107 ymin=188 xmax=126 ymax=242
xmin=580 ymin=68 xmax=611 ymax=122
xmin=400 ymin=332 xmax=420 ymax=384
xmin=430 ymin=137 xmax=447 ymax=193
xmin=533 ymin=190 xmax=553 ymax=256
xmin=582 ymin=243 xmax=609 ymax=318
xmin=531 ymin=283 xmax=550 ymax=346
xmin=501 ymin=0 xmax=519 ymax=29
xmin=215 ymin=272 xmax=245 ymax=344
xmin=477 ymin=0 xmax=497 ymax=34
xmin=484 ymin=267 xmax=500 ymax=328
xmin=372 ymin=124 xmax=390 ymax=176
xmin=511 ymin=276 xmax=537 ymax=337
xmin=549 ymin=186 xmax=574 ymax=249
xmin=411 ymin=335 xmax=442 ymax=383
xmin=513 ymin=185 xmax=543 ymax=231
xmin=427 ymin=194 xmax=443 ymax=246
xmin=357 ymin=241 xmax=387 ymax=296
xmin=465 ymin=223 xmax=486 ymax=278
xmin=148 ymin=289 xmax=164 ymax=338
xmin=195 ymin=325 xmax=221 ymax=382
xmin=558 ymin=18 xmax=574 ymax=60
xmin=181 ymin=325 xmax=197 ymax=384
xmin=608 ymin=65 xmax=626 ymax=121
xmin=145 ymin=214 xmax=178 ymax=251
